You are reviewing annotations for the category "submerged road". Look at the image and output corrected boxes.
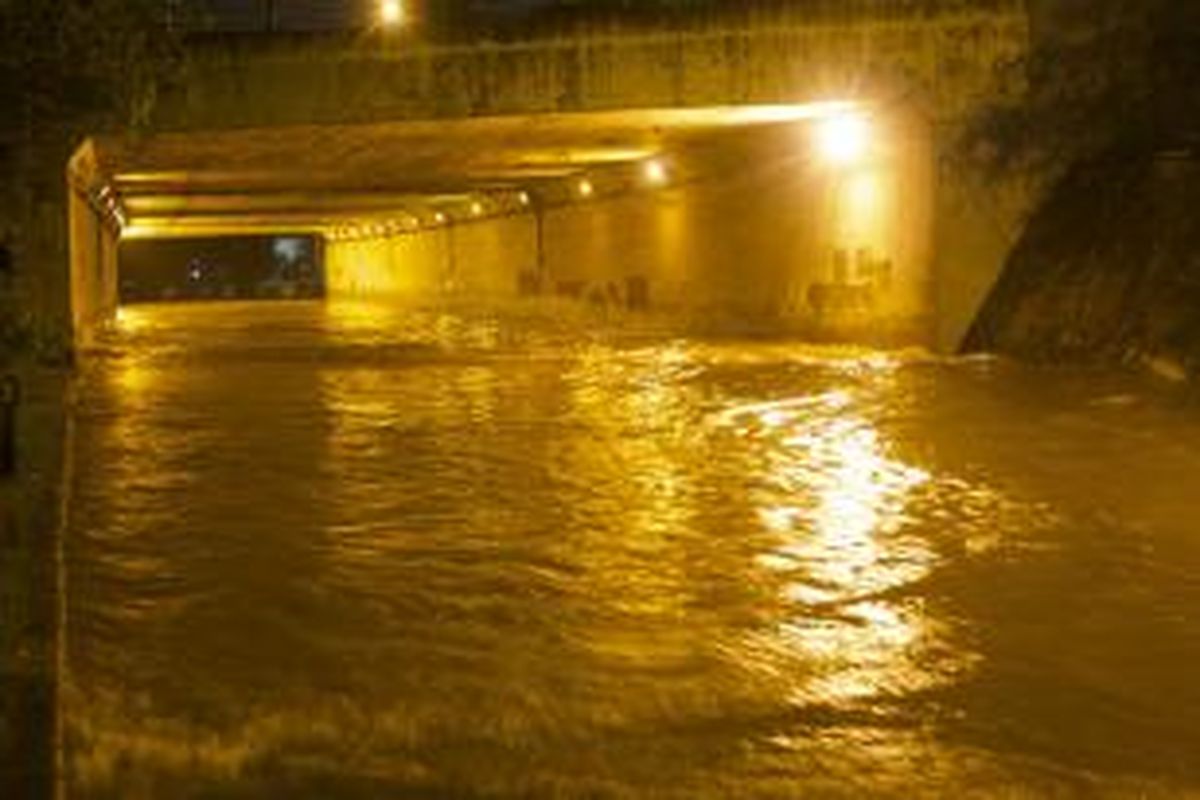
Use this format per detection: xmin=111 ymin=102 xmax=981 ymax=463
xmin=63 ymin=300 xmax=1200 ymax=797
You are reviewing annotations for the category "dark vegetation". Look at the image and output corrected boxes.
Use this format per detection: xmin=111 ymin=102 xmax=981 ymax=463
xmin=0 ymin=0 xmax=178 ymax=214
xmin=964 ymin=0 xmax=1200 ymax=174
xmin=963 ymin=0 xmax=1200 ymax=374
xmin=0 ymin=0 xmax=179 ymax=359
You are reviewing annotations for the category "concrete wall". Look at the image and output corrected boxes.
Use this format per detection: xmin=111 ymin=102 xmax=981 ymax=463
xmin=933 ymin=145 xmax=1036 ymax=351
xmin=326 ymin=213 xmax=537 ymax=301
xmin=159 ymin=5 xmax=1029 ymax=131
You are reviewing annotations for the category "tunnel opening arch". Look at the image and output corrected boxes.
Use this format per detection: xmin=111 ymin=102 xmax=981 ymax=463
xmin=59 ymin=1 xmax=1032 ymax=352
xmin=64 ymin=99 xmax=944 ymax=349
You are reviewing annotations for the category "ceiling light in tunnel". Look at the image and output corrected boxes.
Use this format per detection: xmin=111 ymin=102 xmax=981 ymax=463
xmin=643 ymin=158 xmax=669 ymax=187
xmin=815 ymin=112 xmax=872 ymax=167
xmin=577 ymin=178 xmax=594 ymax=199
xmin=119 ymin=224 xmax=155 ymax=240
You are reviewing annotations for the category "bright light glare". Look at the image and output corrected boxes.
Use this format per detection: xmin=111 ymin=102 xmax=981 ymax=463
xmin=471 ymin=201 xmax=484 ymax=216
xmin=380 ymin=0 xmax=404 ymax=26
xmin=816 ymin=113 xmax=871 ymax=167
xmin=517 ymin=191 xmax=531 ymax=206
xmin=643 ymin=158 xmax=668 ymax=186
xmin=577 ymin=178 xmax=594 ymax=198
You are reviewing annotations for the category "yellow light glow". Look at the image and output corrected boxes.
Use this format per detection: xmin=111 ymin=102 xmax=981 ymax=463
xmin=119 ymin=224 xmax=156 ymax=240
xmin=643 ymin=158 xmax=668 ymax=186
xmin=517 ymin=191 xmax=531 ymax=206
xmin=715 ymin=383 xmax=948 ymax=707
xmin=380 ymin=0 xmax=404 ymax=26
xmin=577 ymin=178 xmax=594 ymax=198
xmin=816 ymin=113 xmax=871 ymax=167
xmin=832 ymin=169 xmax=892 ymax=263
xmin=434 ymin=212 xmax=446 ymax=224
xmin=470 ymin=201 xmax=484 ymax=217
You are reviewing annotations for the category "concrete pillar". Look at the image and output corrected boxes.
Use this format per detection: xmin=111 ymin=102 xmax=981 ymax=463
xmin=66 ymin=188 xmax=119 ymax=349
xmin=66 ymin=141 xmax=120 ymax=350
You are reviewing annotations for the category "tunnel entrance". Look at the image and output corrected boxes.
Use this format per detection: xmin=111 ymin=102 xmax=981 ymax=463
xmin=67 ymin=102 xmax=934 ymax=347
xmin=118 ymin=236 xmax=324 ymax=304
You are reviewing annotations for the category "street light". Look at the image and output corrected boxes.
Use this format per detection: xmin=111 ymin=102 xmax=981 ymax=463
xmin=380 ymin=0 xmax=405 ymax=28
xmin=642 ymin=158 xmax=668 ymax=187
xmin=815 ymin=112 xmax=871 ymax=167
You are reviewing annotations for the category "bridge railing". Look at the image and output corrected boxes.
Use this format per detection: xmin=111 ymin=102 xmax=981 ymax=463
xmin=167 ymin=0 xmax=1028 ymax=38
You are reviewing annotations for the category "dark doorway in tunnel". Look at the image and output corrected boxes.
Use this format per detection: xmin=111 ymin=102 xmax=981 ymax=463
xmin=118 ymin=235 xmax=324 ymax=304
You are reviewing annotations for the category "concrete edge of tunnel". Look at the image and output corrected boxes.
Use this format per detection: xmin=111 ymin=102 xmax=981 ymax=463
xmin=0 ymin=359 xmax=75 ymax=800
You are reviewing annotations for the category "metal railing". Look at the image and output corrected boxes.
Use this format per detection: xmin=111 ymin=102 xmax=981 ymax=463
xmin=166 ymin=0 xmax=372 ymax=33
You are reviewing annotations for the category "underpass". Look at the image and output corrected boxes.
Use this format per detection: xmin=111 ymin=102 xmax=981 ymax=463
xmin=33 ymin=7 xmax=1200 ymax=797
xmin=71 ymin=101 xmax=934 ymax=344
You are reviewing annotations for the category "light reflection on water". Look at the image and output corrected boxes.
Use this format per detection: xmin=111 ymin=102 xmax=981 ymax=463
xmin=715 ymin=384 xmax=944 ymax=708
xmin=64 ymin=301 xmax=1200 ymax=798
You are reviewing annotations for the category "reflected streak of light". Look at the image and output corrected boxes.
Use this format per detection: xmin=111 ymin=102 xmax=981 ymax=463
xmin=556 ymin=344 xmax=701 ymax=623
xmin=716 ymin=379 xmax=945 ymax=705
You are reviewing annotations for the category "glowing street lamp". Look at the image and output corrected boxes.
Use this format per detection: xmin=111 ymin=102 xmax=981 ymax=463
xmin=380 ymin=0 xmax=405 ymax=27
xmin=642 ymin=158 xmax=668 ymax=187
xmin=815 ymin=112 xmax=871 ymax=167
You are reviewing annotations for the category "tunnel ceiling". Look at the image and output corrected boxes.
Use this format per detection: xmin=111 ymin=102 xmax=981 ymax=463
xmin=89 ymin=102 xmax=854 ymax=239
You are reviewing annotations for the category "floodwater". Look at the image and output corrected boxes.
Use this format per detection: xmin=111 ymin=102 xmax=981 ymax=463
xmin=63 ymin=300 xmax=1200 ymax=798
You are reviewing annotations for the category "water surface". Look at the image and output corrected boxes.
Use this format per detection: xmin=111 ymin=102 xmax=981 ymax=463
xmin=64 ymin=300 xmax=1200 ymax=797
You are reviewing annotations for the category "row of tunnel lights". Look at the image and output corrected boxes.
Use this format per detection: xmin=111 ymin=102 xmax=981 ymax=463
xmin=92 ymin=111 xmax=870 ymax=240
xmin=324 ymin=110 xmax=869 ymax=244
xmin=326 ymin=156 xmax=671 ymax=243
